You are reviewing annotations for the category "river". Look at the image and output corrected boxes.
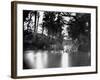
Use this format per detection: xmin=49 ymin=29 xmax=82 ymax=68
xmin=23 ymin=50 xmax=90 ymax=69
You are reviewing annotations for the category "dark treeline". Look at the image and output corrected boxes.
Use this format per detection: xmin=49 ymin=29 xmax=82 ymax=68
xmin=23 ymin=10 xmax=91 ymax=53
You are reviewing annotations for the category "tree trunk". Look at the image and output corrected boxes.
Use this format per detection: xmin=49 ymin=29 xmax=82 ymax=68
xmin=36 ymin=12 xmax=40 ymax=33
xmin=34 ymin=11 xmax=37 ymax=33
xmin=42 ymin=26 xmax=44 ymax=35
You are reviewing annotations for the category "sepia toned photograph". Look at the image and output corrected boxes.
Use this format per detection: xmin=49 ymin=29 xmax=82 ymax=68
xmin=11 ymin=1 xmax=97 ymax=78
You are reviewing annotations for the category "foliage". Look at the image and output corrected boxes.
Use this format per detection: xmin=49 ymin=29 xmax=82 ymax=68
xmin=67 ymin=13 xmax=91 ymax=52
xmin=67 ymin=13 xmax=91 ymax=40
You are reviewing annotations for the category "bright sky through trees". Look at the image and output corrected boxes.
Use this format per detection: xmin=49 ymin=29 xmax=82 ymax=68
xmin=24 ymin=11 xmax=76 ymax=40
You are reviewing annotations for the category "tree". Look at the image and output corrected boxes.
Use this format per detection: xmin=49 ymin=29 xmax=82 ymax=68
xmin=67 ymin=13 xmax=91 ymax=52
xmin=42 ymin=12 xmax=65 ymax=40
xmin=34 ymin=11 xmax=40 ymax=33
xmin=42 ymin=12 xmax=55 ymax=37
xmin=67 ymin=13 xmax=91 ymax=40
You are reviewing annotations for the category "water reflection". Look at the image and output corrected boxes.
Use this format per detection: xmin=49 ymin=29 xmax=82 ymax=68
xmin=23 ymin=50 xmax=90 ymax=69
xmin=61 ymin=52 xmax=69 ymax=68
xmin=23 ymin=51 xmax=48 ymax=69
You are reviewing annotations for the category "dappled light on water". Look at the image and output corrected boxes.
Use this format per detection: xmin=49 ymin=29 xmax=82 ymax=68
xmin=24 ymin=51 xmax=48 ymax=69
xmin=61 ymin=52 xmax=69 ymax=68
xmin=24 ymin=50 xmax=70 ymax=69
xmin=35 ymin=51 xmax=48 ymax=68
xmin=23 ymin=50 xmax=90 ymax=69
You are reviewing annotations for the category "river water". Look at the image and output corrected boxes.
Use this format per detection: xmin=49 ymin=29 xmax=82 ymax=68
xmin=23 ymin=50 xmax=90 ymax=69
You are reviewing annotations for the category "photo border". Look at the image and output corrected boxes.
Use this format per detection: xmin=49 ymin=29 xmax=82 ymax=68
xmin=11 ymin=1 xmax=98 ymax=78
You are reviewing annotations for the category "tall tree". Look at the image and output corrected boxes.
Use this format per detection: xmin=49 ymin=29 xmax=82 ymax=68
xmin=67 ymin=13 xmax=91 ymax=52
xmin=34 ymin=11 xmax=37 ymax=33
xmin=42 ymin=11 xmax=65 ymax=39
xmin=67 ymin=13 xmax=91 ymax=40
